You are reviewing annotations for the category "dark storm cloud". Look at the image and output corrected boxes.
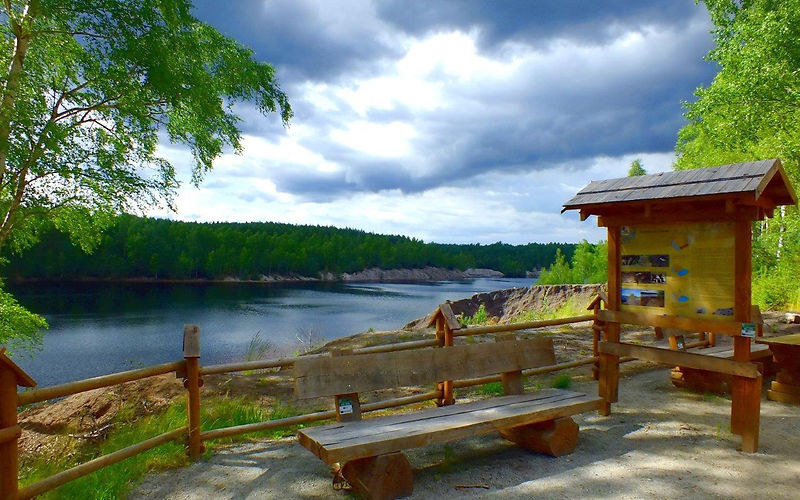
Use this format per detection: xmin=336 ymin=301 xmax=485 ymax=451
xmin=376 ymin=0 xmax=700 ymax=50
xmin=189 ymin=0 xmax=717 ymax=201
xmin=191 ymin=0 xmax=400 ymax=82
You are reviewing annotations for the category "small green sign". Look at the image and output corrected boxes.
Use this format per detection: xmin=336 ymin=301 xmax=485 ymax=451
xmin=741 ymin=323 xmax=756 ymax=338
xmin=338 ymin=397 xmax=353 ymax=415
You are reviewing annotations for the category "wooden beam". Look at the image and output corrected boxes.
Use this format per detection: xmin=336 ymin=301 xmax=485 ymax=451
xmin=18 ymin=361 xmax=184 ymax=406
xmin=598 ymin=309 xmax=745 ymax=336
xmin=597 ymin=207 xmax=761 ymax=227
xmin=599 ymin=226 xmax=621 ymax=415
xmin=294 ymin=338 xmax=557 ymax=399
xmin=731 ymin=218 xmax=759 ymax=452
xmin=598 ymin=342 xmax=759 ymax=379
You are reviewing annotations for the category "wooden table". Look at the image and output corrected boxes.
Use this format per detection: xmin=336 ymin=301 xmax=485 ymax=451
xmin=757 ymin=333 xmax=800 ymax=404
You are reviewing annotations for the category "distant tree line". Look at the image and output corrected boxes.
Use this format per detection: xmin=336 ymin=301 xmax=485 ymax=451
xmin=4 ymin=215 xmax=576 ymax=280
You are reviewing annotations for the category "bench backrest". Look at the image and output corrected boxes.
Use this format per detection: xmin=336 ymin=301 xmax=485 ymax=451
xmin=294 ymin=337 xmax=556 ymax=399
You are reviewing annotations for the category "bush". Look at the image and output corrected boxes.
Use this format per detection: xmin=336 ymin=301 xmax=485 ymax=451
xmin=538 ymin=240 xmax=607 ymax=285
xmin=459 ymin=304 xmax=489 ymax=326
xmin=551 ymin=373 xmax=572 ymax=389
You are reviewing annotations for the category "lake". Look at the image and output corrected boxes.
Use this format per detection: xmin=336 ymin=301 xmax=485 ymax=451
xmin=9 ymin=278 xmax=534 ymax=387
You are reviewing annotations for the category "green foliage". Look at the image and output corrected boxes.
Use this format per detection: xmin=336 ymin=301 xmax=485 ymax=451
xmin=551 ymin=373 xmax=572 ymax=389
xmin=244 ymin=331 xmax=273 ymax=362
xmin=459 ymin=304 xmax=489 ymax=326
xmin=202 ymin=396 xmax=304 ymax=440
xmin=537 ymin=240 xmax=607 ymax=285
xmin=6 ymin=215 xmax=576 ymax=280
xmin=677 ymin=0 xmax=800 ymax=308
xmin=0 ymin=0 xmax=291 ymax=351
xmin=479 ymin=381 xmax=504 ymax=396
xmin=0 ymin=283 xmax=47 ymax=351
xmin=0 ymin=0 xmax=290 ymax=256
xmin=627 ymin=159 xmax=647 ymax=176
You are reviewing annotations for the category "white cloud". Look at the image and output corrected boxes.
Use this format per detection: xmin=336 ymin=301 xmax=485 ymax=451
xmin=149 ymin=4 xmax=711 ymax=247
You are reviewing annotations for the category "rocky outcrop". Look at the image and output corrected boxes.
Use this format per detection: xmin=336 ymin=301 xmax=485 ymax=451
xmin=339 ymin=267 xmax=503 ymax=282
xmin=405 ymin=283 xmax=605 ymax=329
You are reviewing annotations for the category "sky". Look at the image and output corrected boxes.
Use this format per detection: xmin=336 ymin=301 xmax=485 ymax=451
xmin=151 ymin=0 xmax=718 ymax=245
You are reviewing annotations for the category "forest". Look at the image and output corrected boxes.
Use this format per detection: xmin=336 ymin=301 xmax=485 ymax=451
xmin=4 ymin=215 xmax=574 ymax=281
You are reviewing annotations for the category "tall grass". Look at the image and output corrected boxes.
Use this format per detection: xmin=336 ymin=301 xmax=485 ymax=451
xmin=20 ymin=403 xmax=188 ymax=500
xmin=514 ymin=295 xmax=587 ymax=322
xmin=20 ymin=395 xmax=308 ymax=499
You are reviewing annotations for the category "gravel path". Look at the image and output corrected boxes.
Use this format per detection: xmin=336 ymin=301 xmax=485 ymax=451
xmin=132 ymin=366 xmax=800 ymax=499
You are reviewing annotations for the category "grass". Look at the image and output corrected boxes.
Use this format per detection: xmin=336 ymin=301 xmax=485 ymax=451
xmin=20 ymin=402 xmax=189 ymax=500
xmin=20 ymin=395 xmax=308 ymax=499
xmin=479 ymin=381 xmax=504 ymax=396
xmin=514 ymin=295 xmax=587 ymax=322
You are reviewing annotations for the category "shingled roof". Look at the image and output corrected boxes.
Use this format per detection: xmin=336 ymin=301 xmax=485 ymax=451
xmin=563 ymin=159 xmax=797 ymax=212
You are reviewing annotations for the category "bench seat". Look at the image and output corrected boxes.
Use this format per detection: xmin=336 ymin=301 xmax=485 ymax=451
xmin=298 ymin=389 xmax=601 ymax=465
xmin=671 ymin=343 xmax=773 ymax=393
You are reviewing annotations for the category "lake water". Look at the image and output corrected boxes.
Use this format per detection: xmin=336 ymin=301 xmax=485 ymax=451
xmin=9 ymin=278 xmax=534 ymax=387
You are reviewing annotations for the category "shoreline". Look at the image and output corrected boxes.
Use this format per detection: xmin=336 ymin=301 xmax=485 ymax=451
xmin=8 ymin=266 xmax=516 ymax=285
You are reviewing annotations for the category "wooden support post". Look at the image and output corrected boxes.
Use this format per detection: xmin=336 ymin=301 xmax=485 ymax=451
xmin=653 ymin=326 xmax=664 ymax=340
xmin=730 ymin=218 xmax=760 ymax=452
xmin=708 ymin=332 xmax=716 ymax=347
xmin=434 ymin=311 xmax=456 ymax=406
xmin=497 ymin=333 xmax=523 ymax=395
xmin=183 ymin=324 xmax=204 ymax=461
xmin=0 ymin=367 xmax=18 ymax=500
xmin=332 ymin=349 xmax=362 ymax=423
xmin=599 ymin=226 xmax=621 ymax=416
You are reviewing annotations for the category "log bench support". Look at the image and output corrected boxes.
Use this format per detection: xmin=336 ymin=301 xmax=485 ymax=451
xmin=499 ymin=416 xmax=579 ymax=457
xmin=341 ymin=452 xmax=414 ymax=500
xmin=767 ymin=343 xmax=800 ymax=404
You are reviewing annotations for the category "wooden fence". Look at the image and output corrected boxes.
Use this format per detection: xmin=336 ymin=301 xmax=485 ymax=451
xmin=1 ymin=304 xmax=611 ymax=499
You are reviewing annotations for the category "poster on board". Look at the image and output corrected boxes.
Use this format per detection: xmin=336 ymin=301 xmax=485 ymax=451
xmin=619 ymin=222 xmax=735 ymax=320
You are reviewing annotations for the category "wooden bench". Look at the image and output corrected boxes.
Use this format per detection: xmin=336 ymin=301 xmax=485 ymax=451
xmin=671 ymin=343 xmax=773 ymax=393
xmin=294 ymin=337 xmax=601 ymax=500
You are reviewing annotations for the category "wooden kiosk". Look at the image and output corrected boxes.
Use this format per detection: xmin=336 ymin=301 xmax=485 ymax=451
xmin=563 ymin=159 xmax=797 ymax=452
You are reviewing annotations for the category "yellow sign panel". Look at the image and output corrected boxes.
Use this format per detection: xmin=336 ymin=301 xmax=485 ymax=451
xmin=619 ymin=222 xmax=735 ymax=320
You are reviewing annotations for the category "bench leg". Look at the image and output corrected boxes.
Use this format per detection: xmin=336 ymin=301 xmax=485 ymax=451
xmin=499 ymin=417 xmax=579 ymax=457
xmin=341 ymin=452 xmax=413 ymax=500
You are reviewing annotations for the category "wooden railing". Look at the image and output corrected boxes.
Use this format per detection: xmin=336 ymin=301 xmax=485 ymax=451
xmin=0 ymin=301 xmax=632 ymax=498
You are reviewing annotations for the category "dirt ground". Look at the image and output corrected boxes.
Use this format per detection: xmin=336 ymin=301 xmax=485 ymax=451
xmin=130 ymin=363 xmax=800 ymax=500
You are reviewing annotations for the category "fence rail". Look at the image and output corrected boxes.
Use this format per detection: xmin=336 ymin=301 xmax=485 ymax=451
xmin=1 ymin=298 xmax=644 ymax=498
xmin=17 ymin=361 xmax=186 ymax=407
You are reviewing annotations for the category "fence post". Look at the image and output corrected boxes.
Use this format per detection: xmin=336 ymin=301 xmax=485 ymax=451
xmin=183 ymin=325 xmax=204 ymax=461
xmin=0 ymin=348 xmax=35 ymax=500
xmin=432 ymin=302 xmax=458 ymax=406
xmin=588 ymin=294 xmax=606 ymax=381
xmin=0 ymin=365 xmax=19 ymax=499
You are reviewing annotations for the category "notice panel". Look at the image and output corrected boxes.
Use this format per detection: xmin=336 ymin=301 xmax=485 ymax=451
xmin=619 ymin=222 xmax=735 ymax=320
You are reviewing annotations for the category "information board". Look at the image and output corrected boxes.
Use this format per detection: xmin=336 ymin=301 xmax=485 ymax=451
xmin=619 ymin=222 xmax=735 ymax=319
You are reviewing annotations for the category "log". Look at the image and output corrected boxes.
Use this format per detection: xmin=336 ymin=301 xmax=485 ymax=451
xmin=499 ymin=417 xmax=579 ymax=457
xmin=341 ymin=452 xmax=413 ymax=500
